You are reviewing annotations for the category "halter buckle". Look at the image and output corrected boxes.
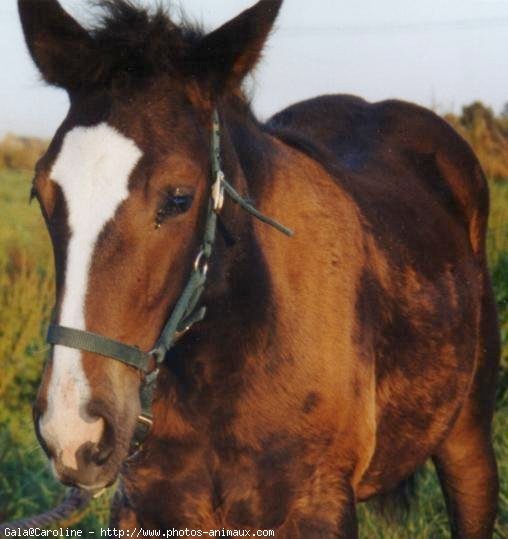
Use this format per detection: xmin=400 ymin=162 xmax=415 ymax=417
xmin=129 ymin=413 xmax=154 ymax=454
xmin=212 ymin=170 xmax=225 ymax=213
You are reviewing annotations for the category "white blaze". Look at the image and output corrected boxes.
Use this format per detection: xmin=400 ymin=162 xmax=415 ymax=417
xmin=40 ymin=123 xmax=142 ymax=470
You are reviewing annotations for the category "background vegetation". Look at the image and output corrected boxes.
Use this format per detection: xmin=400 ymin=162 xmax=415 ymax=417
xmin=0 ymin=103 xmax=507 ymax=537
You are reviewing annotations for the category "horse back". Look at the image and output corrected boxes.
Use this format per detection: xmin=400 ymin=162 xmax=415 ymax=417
xmin=266 ymin=95 xmax=489 ymax=258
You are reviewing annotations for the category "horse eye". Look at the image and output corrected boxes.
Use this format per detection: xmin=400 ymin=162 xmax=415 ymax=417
xmin=155 ymin=188 xmax=194 ymax=227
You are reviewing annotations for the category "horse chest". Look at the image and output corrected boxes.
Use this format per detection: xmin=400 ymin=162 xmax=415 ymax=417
xmin=120 ymin=428 xmax=346 ymax=533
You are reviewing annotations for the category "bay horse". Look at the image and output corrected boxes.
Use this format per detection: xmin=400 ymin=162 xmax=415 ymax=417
xmin=19 ymin=0 xmax=500 ymax=537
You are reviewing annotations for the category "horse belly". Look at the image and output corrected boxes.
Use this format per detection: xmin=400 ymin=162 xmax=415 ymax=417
xmin=353 ymin=254 xmax=481 ymax=501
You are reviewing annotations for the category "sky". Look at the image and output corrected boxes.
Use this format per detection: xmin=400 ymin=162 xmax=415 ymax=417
xmin=1 ymin=0 xmax=508 ymax=138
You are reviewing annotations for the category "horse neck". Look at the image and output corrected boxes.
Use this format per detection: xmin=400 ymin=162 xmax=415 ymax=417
xmin=151 ymin=98 xmax=338 ymax=437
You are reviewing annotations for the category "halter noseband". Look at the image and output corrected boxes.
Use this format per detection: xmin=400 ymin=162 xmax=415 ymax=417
xmin=46 ymin=110 xmax=293 ymax=445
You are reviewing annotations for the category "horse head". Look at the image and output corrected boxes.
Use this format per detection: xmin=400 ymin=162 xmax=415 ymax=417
xmin=19 ymin=0 xmax=283 ymax=491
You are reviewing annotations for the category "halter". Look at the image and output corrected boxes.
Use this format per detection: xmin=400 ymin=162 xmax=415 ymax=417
xmin=46 ymin=110 xmax=293 ymax=447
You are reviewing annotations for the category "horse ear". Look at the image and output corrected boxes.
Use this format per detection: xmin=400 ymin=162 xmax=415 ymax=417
xmin=18 ymin=0 xmax=95 ymax=90
xmin=193 ymin=0 xmax=283 ymax=96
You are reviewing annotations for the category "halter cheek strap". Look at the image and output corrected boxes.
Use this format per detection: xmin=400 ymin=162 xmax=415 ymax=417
xmin=46 ymin=109 xmax=293 ymax=448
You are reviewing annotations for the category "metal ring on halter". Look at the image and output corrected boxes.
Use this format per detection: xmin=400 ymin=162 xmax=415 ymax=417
xmin=194 ymin=250 xmax=209 ymax=276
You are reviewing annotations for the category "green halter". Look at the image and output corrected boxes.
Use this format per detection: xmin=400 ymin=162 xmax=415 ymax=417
xmin=46 ymin=109 xmax=293 ymax=445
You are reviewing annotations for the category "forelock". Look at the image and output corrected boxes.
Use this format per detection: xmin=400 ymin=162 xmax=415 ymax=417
xmin=83 ymin=0 xmax=205 ymax=88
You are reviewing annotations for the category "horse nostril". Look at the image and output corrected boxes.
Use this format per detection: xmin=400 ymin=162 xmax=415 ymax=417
xmin=90 ymin=415 xmax=115 ymax=466
xmin=92 ymin=441 xmax=114 ymax=466
xmin=84 ymin=400 xmax=116 ymax=466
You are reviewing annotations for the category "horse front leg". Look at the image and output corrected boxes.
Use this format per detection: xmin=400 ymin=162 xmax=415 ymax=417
xmin=286 ymin=469 xmax=358 ymax=538
xmin=292 ymin=503 xmax=358 ymax=538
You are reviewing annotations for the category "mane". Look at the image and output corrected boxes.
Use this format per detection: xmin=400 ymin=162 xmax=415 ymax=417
xmin=85 ymin=0 xmax=205 ymax=87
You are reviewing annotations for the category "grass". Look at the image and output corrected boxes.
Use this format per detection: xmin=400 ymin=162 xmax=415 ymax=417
xmin=489 ymin=180 xmax=508 ymax=266
xmin=0 ymin=170 xmax=507 ymax=537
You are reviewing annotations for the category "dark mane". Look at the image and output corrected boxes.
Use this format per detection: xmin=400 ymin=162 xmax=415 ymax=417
xmin=84 ymin=0 xmax=205 ymax=87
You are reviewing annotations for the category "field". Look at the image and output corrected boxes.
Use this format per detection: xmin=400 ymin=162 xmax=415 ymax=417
xmin=0 ymin=167 xmax=507 ymax=537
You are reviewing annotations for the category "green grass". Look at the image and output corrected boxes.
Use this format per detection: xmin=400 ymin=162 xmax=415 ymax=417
xmin=489 ymin=181 xmax=508 ymax=266
xmin=0 ymin=170 xmax=507 ymax=536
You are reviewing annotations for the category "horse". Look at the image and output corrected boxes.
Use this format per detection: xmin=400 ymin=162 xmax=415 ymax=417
xmin=18 ymin=0 xmax=500 ymax=537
